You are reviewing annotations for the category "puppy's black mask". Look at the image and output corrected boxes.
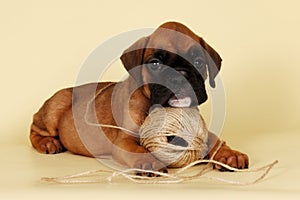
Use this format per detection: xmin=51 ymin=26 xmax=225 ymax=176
xmin=144 ymin=49 xmax=208 ymax=108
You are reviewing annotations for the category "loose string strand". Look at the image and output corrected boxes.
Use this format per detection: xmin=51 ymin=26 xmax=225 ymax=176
xmin=41 ymin=169 xmax=113 ymax=184
xmin=83 ymin=82 xmax=137 ymax=135
xmin=41 ymin=140 xmax=278 ymax=185
xmin=42 ymin=159 xmax=278 ymax=185
xmin=202 ymin=160 xmax=278 ymax=186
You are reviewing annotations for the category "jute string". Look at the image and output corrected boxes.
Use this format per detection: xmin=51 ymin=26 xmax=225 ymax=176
xmin=139 ymin=106 xmax=208 ymax=168
xmin=41 ymin=150 xmax=278 ymax=185
xmin=42 ymin=82 xmax=278 ymax=185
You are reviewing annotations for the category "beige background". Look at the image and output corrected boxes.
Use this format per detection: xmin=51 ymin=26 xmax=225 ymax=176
xmin=1 ymin=0 xmax=300 ymax=199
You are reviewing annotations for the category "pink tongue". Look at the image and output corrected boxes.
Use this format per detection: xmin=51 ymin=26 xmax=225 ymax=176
xmin=168 ymin=96 xmax=192 ymax=107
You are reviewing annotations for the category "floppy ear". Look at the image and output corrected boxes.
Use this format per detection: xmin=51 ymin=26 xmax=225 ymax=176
xmin=120 ymin=37 xmax=149 ymax=84
xmin=199 ymin=37 xmax=222 ymax=88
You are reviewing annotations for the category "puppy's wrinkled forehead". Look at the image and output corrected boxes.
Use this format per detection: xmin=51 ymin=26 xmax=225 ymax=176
xmin=144 ymin=22 xmax=200 ymax=58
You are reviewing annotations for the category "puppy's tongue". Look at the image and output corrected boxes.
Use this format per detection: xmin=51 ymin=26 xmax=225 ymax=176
xmin=168 ymin=96 xmax=192 ymax=107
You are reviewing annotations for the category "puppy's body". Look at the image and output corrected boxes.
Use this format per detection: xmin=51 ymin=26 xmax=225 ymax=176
xmin=30 ymin=22 xmax=249 ymax=171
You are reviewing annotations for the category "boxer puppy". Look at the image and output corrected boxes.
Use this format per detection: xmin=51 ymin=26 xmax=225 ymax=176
xmin=30 ymin=22 xmax=249 ymax=173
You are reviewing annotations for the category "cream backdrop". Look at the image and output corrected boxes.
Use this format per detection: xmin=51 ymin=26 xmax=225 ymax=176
xmin=1 ymin=0 xmax=300 ymax=199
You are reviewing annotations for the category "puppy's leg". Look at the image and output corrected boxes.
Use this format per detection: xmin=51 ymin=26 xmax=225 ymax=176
xmin=30 ymin=88 xmax=72 ymax=154
xmin=206 ymin=132 xmax=249 ymax=170
xmin=112 ymin=132 xmax=167 ymax=175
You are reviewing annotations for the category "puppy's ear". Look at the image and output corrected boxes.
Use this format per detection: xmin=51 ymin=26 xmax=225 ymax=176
xmin=120 ymin=37 xmax=149 ymax=84
xmin=199 ymin=37 xmax=222 ymax=88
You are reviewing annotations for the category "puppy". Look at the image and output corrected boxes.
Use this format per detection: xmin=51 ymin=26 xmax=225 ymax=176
xmin=30 ymin=22 xmax=249 ymax=172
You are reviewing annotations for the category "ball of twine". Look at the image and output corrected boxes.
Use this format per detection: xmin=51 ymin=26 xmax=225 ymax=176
xmin=139 ymin=107 xmax=208 ymax=168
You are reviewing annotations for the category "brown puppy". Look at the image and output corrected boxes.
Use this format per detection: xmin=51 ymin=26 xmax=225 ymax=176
xmin=30 ymin=22 xmax=249 ymax=172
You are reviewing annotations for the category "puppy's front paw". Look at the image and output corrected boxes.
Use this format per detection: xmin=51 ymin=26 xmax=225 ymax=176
xmin=134 ymin=155 xmax=168 ymax=177
xmin=213 ymin=145 xmax=249 ymax=171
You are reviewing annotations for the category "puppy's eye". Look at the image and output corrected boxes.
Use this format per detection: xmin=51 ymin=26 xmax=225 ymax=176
xmin=148 ymin=58 xmax=162 ymax=70
xmin=193 ymin=58 xmax=203 ymax=67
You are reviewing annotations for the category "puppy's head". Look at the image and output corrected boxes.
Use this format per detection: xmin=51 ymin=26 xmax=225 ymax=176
xmin=121 ymin=22 xmax=222 ymax=108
